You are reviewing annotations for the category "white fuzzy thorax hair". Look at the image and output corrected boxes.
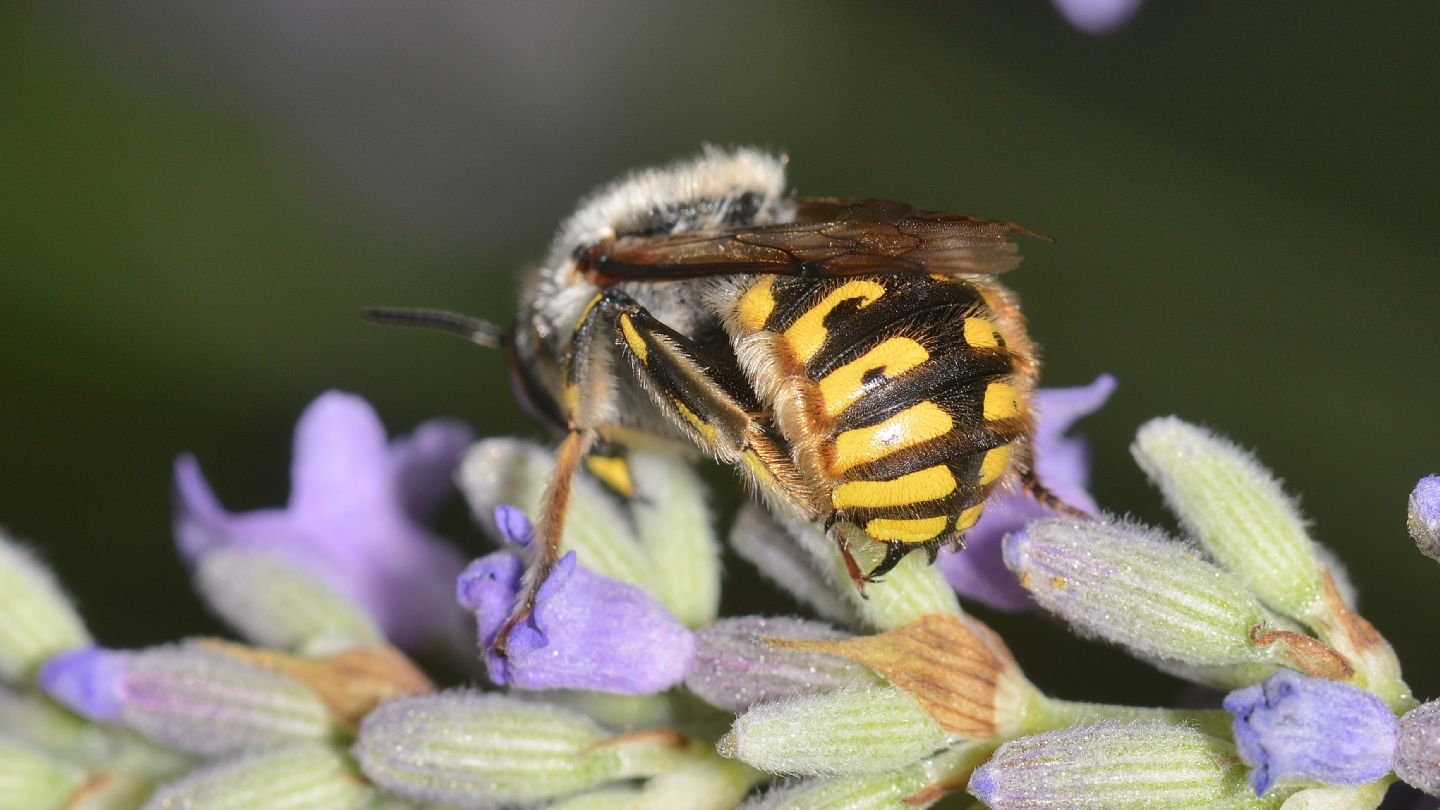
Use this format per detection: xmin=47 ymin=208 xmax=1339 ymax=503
xmin=541 ymin=145 xmax=790 ymax=272
xmin=523 ymin=146 xmax=791 ymax=346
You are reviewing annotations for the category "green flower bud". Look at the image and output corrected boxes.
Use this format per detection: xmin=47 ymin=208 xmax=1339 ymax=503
xmin=41 ymin=642 xmax=339 ymax=757
xmin=740 ymin=745 xmax=991 ymax=810
xmin=728 ymin=506 xmax=859 ymax=626
xmin=1277 ymin=782 xmax=1390 ymax=810
xmin=0 ymin=737 xmax=85 ymax=810
xmin=0 ymin=532 xmax=90 ymax=684
xmin=354 ymin=692 xmax=696 ymax=806
xmin=770 ymin=513 xmax=959 ymax=632
xmin=969 ymin=722 xmax=1263 ymax=810
xmin=1007 ymin=518 xmax=1348 ymax=679
xmin=718 ymin=685 xmax=948 ymax=776
xmin=629 ymin=450 xmax=721 ymax=628
xmin=141 ymin=744 xmax=369 ymax=810
xmin=637 ymin=756 xmax=761 ymax=810
xmin=1132 ymin=417 xmax=1323 ymax=621
xmin=194 ymin=545 xmax=382 ymax=654
xmin=457 ymin=439 xmax=652 ymax=589
xmin=547 ymin=788 xmax=642 ymax=810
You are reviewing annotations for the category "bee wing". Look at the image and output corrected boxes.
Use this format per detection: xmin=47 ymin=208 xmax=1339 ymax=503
xmin=585 ymin=198 xmax=1046 ymax=282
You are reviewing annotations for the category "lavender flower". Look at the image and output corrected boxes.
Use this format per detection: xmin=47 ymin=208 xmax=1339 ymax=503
xmin=1225 ymin=669 xmax=1398 ymax=795
xmin=142 ymin=744 xmax=369 ymax=810
xmin=354 ymin=691 xmax=699 ymax=805
xmin=1050 ymin=0 xmax=1144 ymax=35
xmin=685 ymin=616 xmax=878 ymax=714
xmin=39 ymin=642 xmax=338 ymax=756
xmin=0 ymin=530 xmax=91 ymax=684
xmin=1005 ymin=517 xmax=1293 ymax=670
xmin=969 ymin=722 xmax=1250 ymax=809
xmin=1396 ymin=700 xmax=1440 ymax=797
xmin=1409 ymin=476 xmax=1440 ymax=564
xmin=936 ymin=374 xmax=1114 ymax=611
xmin=457 ymin=507 xmax=694 ymax=693
xmin=174 ymin=391 xmax=473 ymax=653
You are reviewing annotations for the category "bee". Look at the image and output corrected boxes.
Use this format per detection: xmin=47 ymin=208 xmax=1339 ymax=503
xmin=367 ymin=146 xmax=1062 ymax=648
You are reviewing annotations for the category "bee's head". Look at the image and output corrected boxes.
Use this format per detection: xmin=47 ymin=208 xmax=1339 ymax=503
xmin=544 ymin=145 xmax=791 ymax=270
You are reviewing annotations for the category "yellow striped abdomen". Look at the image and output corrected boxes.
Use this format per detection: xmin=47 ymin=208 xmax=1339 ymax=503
xmin=730 ymin=273 xmax=1034 ymax=548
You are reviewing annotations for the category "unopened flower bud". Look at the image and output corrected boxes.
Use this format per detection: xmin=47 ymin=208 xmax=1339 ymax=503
xmin=1006 ymin=518 xmax=1346 ymax=677
xmin=728 ymin=506 xmax=858 ymax=626
xmin=739 ymin=744 xmax=989 ymax=810
xmin=547 ymin=788 xmax=643 ymax=810
xmin=685 ymin=616 xmax=878 ymax=714
xmin=457 ymin=438 xmax=652 ymax=588
xmin=1408 ymin=476 xmax=1440 ymax=564
xmin=0 ymin=531 xmax=90 ymax=684
xmin=1224 ymin=669 xmax=1397 ymax=795
xmin=0 ymin=737 xmax=85 ymax=810
xmin=766 ymin=613 xmax=1038 ymax=740
xmin=354 ymin=692 xmax=695 ymax=805
xmin=718 ymin=685 xmax=948 ymax=776
xmin=142 ymin=744 xmax=369 ymax=810
xmin=192 ymin=544 xmax=382 ymax=654
xmin=1395 ymin=699 xmax=1440 ymax=797
xmin=969 ymin=722 xmax=1252 ymax=809
xmin=629 ymin=450 xmax=721 ymax=628
xmin=40 ymin=642 xmax=337 ymax=756
xmin=1133 ymin=417 xmax=1323 ymax=620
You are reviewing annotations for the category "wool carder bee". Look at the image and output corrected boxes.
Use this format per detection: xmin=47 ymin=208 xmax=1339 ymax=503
xmin=367 ymin=147 xmax=1062 ymax=649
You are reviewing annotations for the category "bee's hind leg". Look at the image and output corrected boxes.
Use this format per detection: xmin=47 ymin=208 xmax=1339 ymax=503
xmin=1015 ymin=438 xmax=1088 ymax=518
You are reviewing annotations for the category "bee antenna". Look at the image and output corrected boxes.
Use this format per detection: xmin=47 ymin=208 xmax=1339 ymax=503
xmin=360 ymin=306 xmax=505 ymax=348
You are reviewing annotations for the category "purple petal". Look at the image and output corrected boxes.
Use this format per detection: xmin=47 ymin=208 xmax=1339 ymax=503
xmin=38 ymin=646 xmax=127 ymax=722
xmin=459 ymin=548 xmax=694 ymax=694
xmin=1051 ymin=0 xmax=1144 ymax=35
xmin=390 ymin=417 xmax=475 ymax=522
xmin=1224 ymin=669 xmax=1397 ymax=795
xmin=937 ymin=495 xmax=1048 ymax=612
xmin=174 ymin=392 xmax=473 ymax=653
xmin=288 ymin=391 xmax=395 ymax=518
xmin=457 ymin=551 xmax=525 ymax=683
xmin=173 ymin=454 xmax=229 ymax=563
xmin=494 ymin=504 xmax=534 ymax=548
xmin=938 ymin=375 xmax=1115 ymax=611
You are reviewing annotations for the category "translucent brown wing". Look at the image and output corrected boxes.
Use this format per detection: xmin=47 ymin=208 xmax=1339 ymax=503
xmin=582 ymin=198 xmax=1047 ymax=284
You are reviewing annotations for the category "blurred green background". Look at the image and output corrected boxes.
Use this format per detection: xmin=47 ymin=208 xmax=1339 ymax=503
xmin=3 ymin=3 xmax=1438 ymax=706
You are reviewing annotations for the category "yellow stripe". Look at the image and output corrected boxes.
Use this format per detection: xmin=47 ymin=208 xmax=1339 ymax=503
xmin=783 ymin=280 xmax=885 ymax=363
xmin=738 ymin=276 xmax=777 ymax=332
xmin=954 ymin=503 xmax=985 ymax=532
xmin=963 ymin=317 xmax=1000 ymax=349
xmin=866 ymin=515 xmax=948 ymax=544
xmin=673 ymin=399 xmax=718 ymax=444
xmin=741 ymin=449 xmax=779 ymax=489
xmin=585 ymin=456 xmax=635 ymax=498
xmin=619 ymin=314 xmax=649 ymax=364
xmin=978 ymin=444 xmax=1013 ymax=486
xmin=832 ymin=401 xmax=953 ymax=475
xmin=983 ymin=380 xmax=1021 ymax=422
xmin=817 ymin=337 xmax=929 ymax=418
xmin=832 ymin=465 xmax=955 ymax=510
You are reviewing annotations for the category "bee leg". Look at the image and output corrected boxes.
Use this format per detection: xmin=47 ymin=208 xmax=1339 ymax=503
xmin=1016 ymin=440 xmax=1087 ymax=517
xmin=494 ymin=291 xmax=625 ymax=655
xmin=611 ymin=296 xmax=818 ymax=508
xmin=864 ymin=542 xmax=913 ymax=583
xmin=491 ymin=427 xmax=595 ymax=656
xmin=824 ymin=515 xmax=870 ymax=596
